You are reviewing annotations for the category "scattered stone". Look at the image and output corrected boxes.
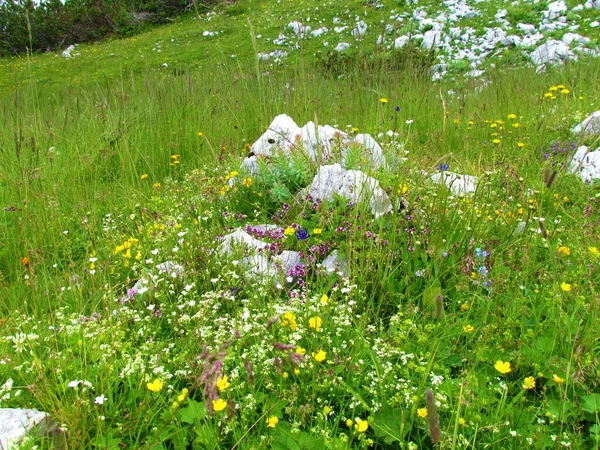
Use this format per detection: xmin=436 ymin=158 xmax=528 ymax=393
xmin=61 ymin=44 xmax=76 ymax=58
xmin=334 ymin=42 xmax=351 ymax=52
xmin=322 ymin=250 xmax=350 ymax=277
xmin=430 ymin=171 xmax=479 ymax=195
xmin=0 ymin=408 xmax=54 ymax=449
xmin=530 ymin=39 xmax=574 ymax=69
xmin=219 ymin=229 xmax=268 ymax=256
xmin=568 ymin=145 xmax=600 ymax=182
xmin=573 ymin=110 xmax=600 ymax=135
xmin=273 ymin=251 xmax=302 ymax=273
xmin=304 ymin=164 xmax=393 ymax=217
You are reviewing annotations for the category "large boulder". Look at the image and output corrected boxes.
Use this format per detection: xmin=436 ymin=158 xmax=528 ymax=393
xmin=304 ymin=164 xmax=392 ymax=217
xmin=0 ymin=408 xmax=54 ymax=449
xmin=530 ymin=40 xmax=574 ymax=69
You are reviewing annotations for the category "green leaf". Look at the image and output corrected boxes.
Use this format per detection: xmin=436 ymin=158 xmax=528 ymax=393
xmin=582 ymin=394 xmax=600 ymax=414
xmin=179 ymin=399 xmax=207 ymax=424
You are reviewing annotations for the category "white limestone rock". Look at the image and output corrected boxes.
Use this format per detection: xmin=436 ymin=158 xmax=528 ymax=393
xmin=430 ymin=171 xmax=479 ymax=195
xmin=300 ymin=121 xmax=348 ymax=162
xmin=248 ymin=114 xmax=301 ymax=159
xmin=348 ymin=134 xmax=386 ymax=169
xmin=273 ymin=251 xmax=302 ymax=273
xmin=530 ymin=39 xmax=574 ymax=69
xmin=422 ymin=30 xmax=442 ymax=50
xmin=305 ymin=164 xmax=393 ymax=217
xmin=335 ymin=42 xmax=351 ymax=52
xmin=572 ymin=110 xmax=600 ymax=135
xmin=569 ymin=146 xmax=600 ymax=182
xmin=322 ymin=250 xmax=350 ymax=277
xmin=61 ymin=44 xmax=75 ymax=58
xmin=219 ymin=229 xmax=268 ymax=256
xmin=0 ymin=408 xmax=53 ymax=449
xmin=394 ymin=36 xmax=410 ymax=48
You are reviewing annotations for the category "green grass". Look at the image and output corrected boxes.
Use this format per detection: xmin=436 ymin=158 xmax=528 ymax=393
xmin=1 ymin=0 xmax=600 ymax=449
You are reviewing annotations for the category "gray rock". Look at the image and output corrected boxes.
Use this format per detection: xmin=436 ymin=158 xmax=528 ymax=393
xmin=305 ymin=164 xmax=393 ymax=217
xmin=273 ymin=251 xmax=302 ymax=273
xmin=568 ymin=146 xmax=600 ymax=182
xmin=0 ymin=408 xmax=53 ymax=449
xmin=572 ymin=110 xmax=600 ymax=135
xmin=219 ymin=229 xmax=268 ymax=256
xmin=430 ymin=171 xmax=479 ymax=195
xmin=530 ymin=40 xmax=574 ymax=69
xmin=322 ymin=250 xmax=350 ymax=277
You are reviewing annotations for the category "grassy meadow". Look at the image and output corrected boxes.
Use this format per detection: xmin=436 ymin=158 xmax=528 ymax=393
xmin=1 ymin=0 xmax=600 ymax=448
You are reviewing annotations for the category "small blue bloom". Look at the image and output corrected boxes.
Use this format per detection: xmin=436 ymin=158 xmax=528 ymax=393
xmin=395 ymin=106 xmax=401 ymax=112
xmin=296 ymin=229 xmax=309 ymax=240
xmin=474 ymin=248 xmax=489 ymax=258
xmin=478 ymin=266 xmax=489 ymax=277
xmin=437 ymin=163 xmax=449 ymax=171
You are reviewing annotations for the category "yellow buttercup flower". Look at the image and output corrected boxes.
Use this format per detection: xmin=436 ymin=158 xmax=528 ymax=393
xmin=146 ymin=378 xmax=163 ymax=392
xmin=355 ymin=418 xmax=369 ymax=433
xmin=522 ymin=376 xmax=536 ymax=390
xmin=281 ymin=312 xmax=298 ymax=331
xmin=494 ymin=360 xmax=511 ymax=374
xmin=295 ymin=347 xmax=306 ymax=355
xmin=463 ymin=324 xmax=474 ymax=333
xmin=312 ymin=228 xmax=322 ymax=234
xmin=216 ymin=376 xmax=230 ymax=392
xmin=266 ymin=416 xmax=279 ymax=428
xmin=561 ymin=282 xmax=571 ymax=292
xmin=212 ymin=398 xmax=227 ymax=412
xmin=553 ymin=374 xmax=565 ymax=384
xmin=379 ymin=97 xmax=388 ymax=104
xmin=312 ymin=349 xmax=326 ymax=362
xmin=140 ymin=173 xmax=148 ymax=180
xmin=417 ymin=408 xmax=428 ymax=418
xmin=320 ymin=294 xmax=329 ymax=305
xmin=589 ymin=247 xmax=600 ymax=256
xmin=177 ymin=388 xmax=189 ymax=403
xmin=309 ymin=316 xmax=323 ymax=331
xmin=507 ymin=113 xmax=517 ymax=120
xmin=284 ymin=227 xmax=296 ymax=236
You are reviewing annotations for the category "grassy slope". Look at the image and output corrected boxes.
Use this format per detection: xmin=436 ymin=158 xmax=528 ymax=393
xmin=0 ymin=0 xmax=600 ymax=448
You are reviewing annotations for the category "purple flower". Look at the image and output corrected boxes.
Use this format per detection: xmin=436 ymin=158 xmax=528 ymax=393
xmin=395 ymin=106 xmax=401 ymax=112
xmin=296 ymin=229 xmax=309 ymax=240
xmin=438 ymin=163 xmax=449 ymax=171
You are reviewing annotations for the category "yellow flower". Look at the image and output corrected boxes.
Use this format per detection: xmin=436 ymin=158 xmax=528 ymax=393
xmin=293 ymin=368 xmax=300 ymax=375
xmin=379 ymin=97 xmax=388 ymax=104
xmin=216 ymin=376 xmax=230 ymax=392
xmin=146 ymin=379 xmax=163 ymax=392
xmin=282 ymin=371 xmax=289 ymax=379
xmin=460 ymin=303 xmax=470 ymax=311
xmin=553 ymin=374 xmax=565 ymax=384
xmin=417 ymin=408 xmax=428 ymax=418
xmin=266 ymin=416 xmax=279 ymax=428
xmin=323 ymin=406 xmax=332 ymax=415
xmin=309 ymin=316 xmax=323 ymax=331
xmin=172 ymin=401 xmax=180 ymax=410
xmin=589 ymin=247 xmax=600 ymax=256
xmin=197 ymin=131 xmax=204 ymax=137
xmin=153 ymin=182 xmax=161 ymax=189
xmin=212 ymin=398 xmax=227 ymax=412
xmin=320 ymin=294 xmax=329 ymax=305
xmin=312 ymin=349 xmax=327 ymax=362
xmin=177 ymin=388 xmax=189 ymax=403
xmin=512 ymin=123 xmax=521 ymax=128
xmin=355 ymin=418 xmax=369 ymax=433
xmin=458 ymin=417 xmax=466 ymax=426
xmin=561 ymin=89 xmax=570 ymax=95
xmin=463 ymin=324 xmax=474 ymax=333
xmin=492 ymin=139 xmax=501 ymax=144
xmin=494 ymin=360 xmax=511 ymax=374
xmin=284 ymin=227 xmax=296 ymax=236
xmin=522 ymin=376 xmax=536 ymax=390
xmin=140 ymin=173 xmax=148 ymax=180
xmin=557 ymin=246 xmax=571 ymax=256
xmin=312 ymin=228 xmax=322 ymax=235
xmin=549 ymin=86 xmax=558 ymax=92
xmin=507 ymin=113 xmax=517 ymax=120
xmin=560 ymin=282 xmax=571 ymax=292
xmin=517 ymin=142 xmax=525 ymax=148
xmin=295 ymin=347 xmax=306 ymax=355
xmin=346 ymin=419 xmax=353 ymax=428
xmin=399 ymin=184 xmax=409 ymax=195
xmin=281 ymin=312 xmax=298 ymax=331
xmin=242 ymin=177 xmax=252 ymax=188
xmin=544 ymin=92 xmax=553 ymax=98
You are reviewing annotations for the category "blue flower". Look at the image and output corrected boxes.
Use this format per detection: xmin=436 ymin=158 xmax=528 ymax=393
xmin=296 ymin=229 xmax=309 ymax=240
xmin=395 ymin=106 xmax=401 ymax=112
xmin=437 ymin=163 xmax=449 ymax=171
xmin=474 ymin=248 xmax=489 ymax=258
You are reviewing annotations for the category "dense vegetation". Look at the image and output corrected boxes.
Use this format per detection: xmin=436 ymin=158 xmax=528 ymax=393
xmin=0 ymin=0 xmax=206 ymax=56
xmin=1 ymin=0 xmax=600 ymax=448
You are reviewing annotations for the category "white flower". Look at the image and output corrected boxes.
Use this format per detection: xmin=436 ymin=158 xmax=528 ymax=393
xmin=95 ymin=395 xmax=107 ymax=405
xmin=68 ymin=380 xmax=80 ymax=388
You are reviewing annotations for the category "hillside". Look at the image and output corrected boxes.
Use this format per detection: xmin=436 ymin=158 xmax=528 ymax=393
xmin=1 ymin=0 xmax=600 ymax=448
